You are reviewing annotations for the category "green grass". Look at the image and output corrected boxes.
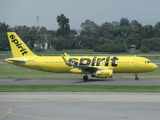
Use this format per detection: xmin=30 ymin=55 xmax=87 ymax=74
xmin=0 ymin=85 xmax=160 ymax=92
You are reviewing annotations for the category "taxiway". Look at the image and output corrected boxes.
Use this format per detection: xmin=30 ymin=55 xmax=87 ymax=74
xmin=0 ymin=92 xmax=160 ymax=120
xmin=0 ymin=78 xmax=160 ymax=86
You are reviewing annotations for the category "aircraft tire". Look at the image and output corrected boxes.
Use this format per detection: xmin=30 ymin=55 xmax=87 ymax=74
xmin=135 ymin=77 xmax=139 ymax=81
xmin=83 ymin=75 xmax=88 ymax=81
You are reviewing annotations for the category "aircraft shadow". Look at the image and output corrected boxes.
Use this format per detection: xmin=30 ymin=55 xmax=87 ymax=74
xmin=74 ymin=78 xmax=115 ymax=83
xmin=15 ymin=79 xmax=29 ymax=81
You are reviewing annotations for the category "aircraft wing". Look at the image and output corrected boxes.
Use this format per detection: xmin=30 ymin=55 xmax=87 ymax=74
xmin=71 ymin=65 xmax=108 ymax=73
xmin=62 ymin=53 xmax=108 ymax=73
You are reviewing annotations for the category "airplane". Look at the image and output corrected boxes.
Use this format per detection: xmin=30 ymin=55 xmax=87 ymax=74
xmin=4 ymin=32 xmax=158 ymax=81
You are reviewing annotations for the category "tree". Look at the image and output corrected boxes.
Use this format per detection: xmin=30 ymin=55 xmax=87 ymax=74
xmin=39 ymin=26 xmax=48 ymax=34
xmin=101 ymin=22 xmax=115 ymax=39
xmin=12 ymin=25 xmax=39 ymax=49
xmin=119 ymin=18 xmax=130 ymax=26
xmin=142 ymin=38 xmax=160 ymax=51
xmin=142 ymin=25 xmax=154 ymax=38
xmin=12 ymin=25 xmax=30 ymax=44
xmin=76 ymin=35 xmax=90 ymax=49
xmin=53 ymin=36 xmax=65 ymax=50
xmin=70 ymin=29 xmax=77 ymax=36
xmin=80 ymin=20 xmax=99 ymax=49
xmin=94 ymin=41 xmax=127 ymax=52
xmin=154 ymin=22 xmax=160 ymax=37
xmin=125 ymin=33 xmax=142 ymax=49
xmin=0 ymin=22 xmax=10 ymax=50
xmin=27 ymin=26 xmax=39 ymax=49
xmin=0 ymin=22 xmax=9 ymax=33
xmin=80 ymin=19 xmax=98 ymax=34
xmin=0 ymin=32 xmax=9 ymax=50
xmin=101 ymin=22 xmax=113 ymax=31
xmin=130 ymin=20 xmax=141 ymax=26
xmin=140 ymin=45 xmax=149 ymax=52
xmin=46 ymin=30 xmax=57 ymax=49
xmin=57 ymin=14 xmax=70 ymax=37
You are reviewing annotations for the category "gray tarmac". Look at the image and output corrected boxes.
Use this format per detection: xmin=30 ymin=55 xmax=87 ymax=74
xmin=0 ymin=78 xmax=160 ymax=86
xmin=0 ymin=62 xmax=6 ymax=64
xmin=1 ymin=79 xmax=160 ymax=120
xmin=0 ymin=92 xmax=160 ymax=120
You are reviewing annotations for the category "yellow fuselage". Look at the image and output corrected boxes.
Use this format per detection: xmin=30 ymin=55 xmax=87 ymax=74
xmin=5 ymin=55 xmax=158 ymax=74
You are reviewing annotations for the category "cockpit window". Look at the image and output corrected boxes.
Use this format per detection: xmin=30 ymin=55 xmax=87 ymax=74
xmin=145 ymin=61 xmax=150 ymax=63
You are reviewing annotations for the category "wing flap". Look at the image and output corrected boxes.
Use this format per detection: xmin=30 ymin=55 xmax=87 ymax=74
xmin=75 ymin=65 xmax=109 ymax=72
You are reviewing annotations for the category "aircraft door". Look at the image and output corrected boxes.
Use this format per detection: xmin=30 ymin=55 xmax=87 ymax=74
xmin=135 ymin=58 xmax=140 ymax=68
xmin=34 ymin=60 xmax=39 ymax=68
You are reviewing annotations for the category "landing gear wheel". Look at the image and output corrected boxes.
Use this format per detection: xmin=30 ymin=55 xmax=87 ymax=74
xmin=135 ymin=73 xmax=139 ymax=80
xmin=83 ymin=75 xmax=88 ymax=81
xmin=135 ymin=77 xmax=139 ymax=81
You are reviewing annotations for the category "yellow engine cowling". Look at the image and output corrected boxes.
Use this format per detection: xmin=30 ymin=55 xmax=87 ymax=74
xmin=91 ymin=70 xmax=113 ymax=78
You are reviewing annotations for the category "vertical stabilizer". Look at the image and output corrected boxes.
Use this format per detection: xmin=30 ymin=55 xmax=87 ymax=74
xmin=7 ymin=32 xmax=36 ymax=58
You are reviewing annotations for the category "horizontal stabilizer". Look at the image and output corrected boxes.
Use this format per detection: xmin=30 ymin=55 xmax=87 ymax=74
xmin=4 ymin=58 xmax=27 ymax=64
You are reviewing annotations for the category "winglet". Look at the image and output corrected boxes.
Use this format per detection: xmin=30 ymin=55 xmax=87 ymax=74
xmin=62 ymin=52 xmax=70 ymax=66
xmin=63 ymin=52 xmax=70 ymax=56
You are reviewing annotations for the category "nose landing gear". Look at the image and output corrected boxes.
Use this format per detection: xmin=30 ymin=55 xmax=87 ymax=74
xmin=135 ymin=73 xmax=139 ymax=80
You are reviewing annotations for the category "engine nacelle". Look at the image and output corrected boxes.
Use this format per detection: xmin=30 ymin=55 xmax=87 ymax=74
xmin=91 ymin=70 xmax=113 ymax=78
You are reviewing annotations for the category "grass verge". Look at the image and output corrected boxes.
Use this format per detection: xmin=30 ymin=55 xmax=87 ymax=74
xmin=0 ymin=85 xmax=160 ymax=92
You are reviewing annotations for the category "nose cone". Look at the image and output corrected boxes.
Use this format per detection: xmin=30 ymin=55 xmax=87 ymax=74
xmin=152 ymin=63 xmax=158 ymax=71
xmin=4 ymin=59 xmax=8 ymax=63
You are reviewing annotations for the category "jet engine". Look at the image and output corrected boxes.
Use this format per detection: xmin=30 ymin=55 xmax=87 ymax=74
xmin=91 ymin=70 xmax=113 ymax=78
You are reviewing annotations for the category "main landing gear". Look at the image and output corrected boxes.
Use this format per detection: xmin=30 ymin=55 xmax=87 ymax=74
xmin=83 ymin=75 xmax=88 ymax=81
xmin=135 ymin=73 xmax=139 ymax=80
xmin=83 ymin=73 xmax=140 ymax=81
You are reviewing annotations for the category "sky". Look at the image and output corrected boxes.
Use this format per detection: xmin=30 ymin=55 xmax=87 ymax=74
xmin=1 ymin=0 xmax=160 ymax=30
